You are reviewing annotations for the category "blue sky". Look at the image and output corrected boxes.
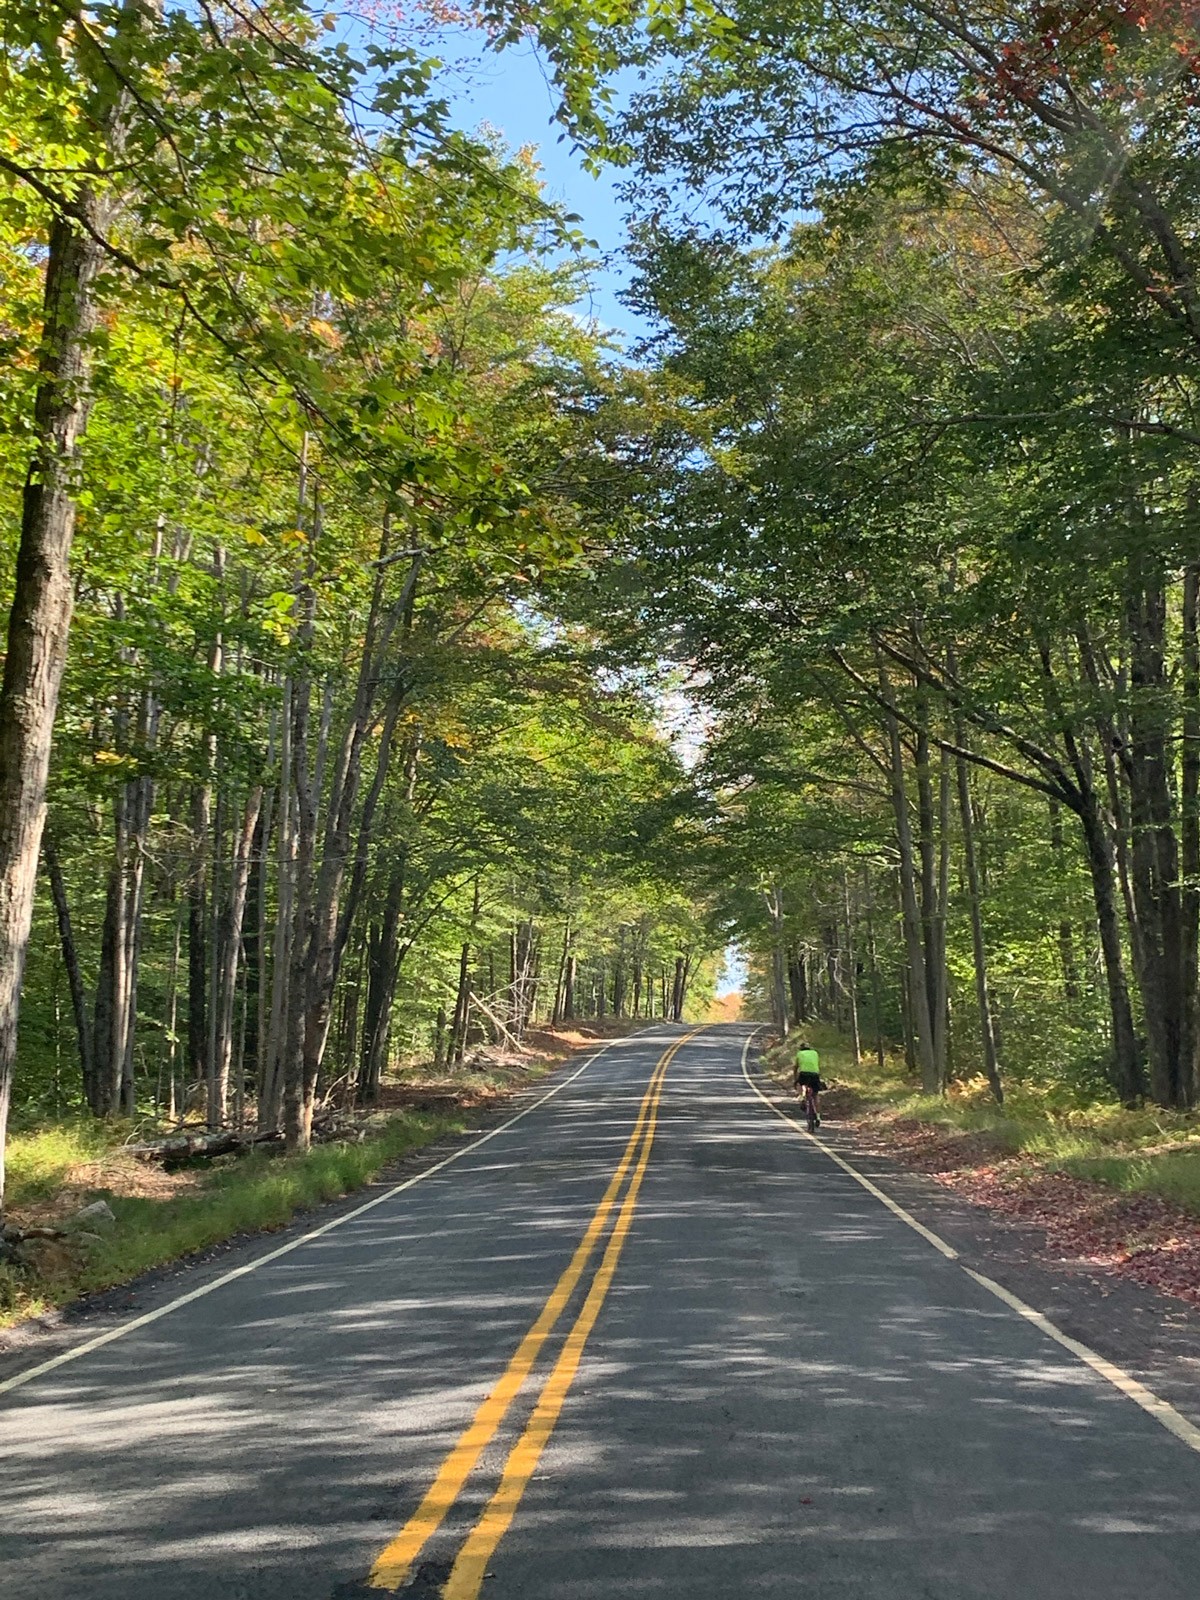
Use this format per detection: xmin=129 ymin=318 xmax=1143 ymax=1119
xmin=423 ymin=25 xmax=643 ymax=343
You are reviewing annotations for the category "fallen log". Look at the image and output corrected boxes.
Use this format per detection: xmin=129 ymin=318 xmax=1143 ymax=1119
xmin=123 ymin=1127 xmax=282 ymax=1163
xmin=124 ymin=1116 xmax=373 ymax=1163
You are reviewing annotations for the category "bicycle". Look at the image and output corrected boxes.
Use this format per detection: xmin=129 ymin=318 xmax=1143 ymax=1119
xmin=800 ymin=1081 xmax=820 ymax=1134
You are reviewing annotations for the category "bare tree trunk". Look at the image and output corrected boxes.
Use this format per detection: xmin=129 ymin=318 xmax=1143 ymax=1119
xmin=513 ymin=920 xmax=536 ymax=1039
xmin=208 ymin=787 xmax=263 ymax=1127
xmin=1125 ymin=556 xmax=1187 ymax=1106
xmin=301 ymin=544 xmax=419 ymax=1106
xmin=841 ymin=867 xmax=861 ymax=1067
xmin=1181 ymin=558 xmax=1200 ymax=1107
xmin=187 ymin=779 xmax=210 ymax=1112
xmin=527 ymin=937 xmax=542 ymax=1026
xmin=0 ymin=208 xmax=113 ymax=1209
xmin=551 ymin=920 xmax=571 ymax=1026
xmin=612 ymin=926 xmax=626 ymax=1017
xmin=358 ymin=858 xmax=406 ymax=1104
xmin=1049 ymin=800 xmax=1081 ymax=1000
xmin=451 ymin=940 xmax=472 ymax=1066
xmin=165 ymin=901 xmax=183 ymax=1123
xmin=1047 ymin=636 xmax=1144 ymax=1101
xmin=1079 ymin=788 xmax=1144 ymax=1104
xmin=954 ymin=726 xmax=1003 ymax=1104
xmin=450 ymin=878 xmax=481 ymax=1066
xmin=671 ymin=953 xmax=689 ymax=1023
xmin=880 ymin=672 xmax=938 ymax=1092
xmin=259 ymin=687 xmax=294 ymax=1132
xmin=931 ymin=750 xmax=951 ymax=1085
xmin=283 ymin=632 xmax=318 ymax=1152
xmin=861 ymin=866 xmax=886 ymax=1070
xmin=93 ymin=790 xmax=131 ymax=1116
xmin=787 ymin=945 xmax=809 ymax=1024
xmin=766 ymin=882 xmax=790 ymax=1038
xmin=42 ymin=829 xmax=93 ymax=1098
xmin=564 ymin=951 xmax=577 ymax=1022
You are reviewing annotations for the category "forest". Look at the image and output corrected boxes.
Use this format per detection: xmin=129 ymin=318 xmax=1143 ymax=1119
xmin=3 ymin=1 xmax=1200 ymax=1280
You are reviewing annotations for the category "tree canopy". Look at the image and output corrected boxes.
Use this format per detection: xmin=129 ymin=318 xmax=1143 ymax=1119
xmin=3 ymin=1 xmax=1200 ymax=1218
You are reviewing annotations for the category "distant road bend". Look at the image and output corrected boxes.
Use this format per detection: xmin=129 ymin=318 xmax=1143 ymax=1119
xmin=4 ymin=1024 xmax=1200 ymax=1599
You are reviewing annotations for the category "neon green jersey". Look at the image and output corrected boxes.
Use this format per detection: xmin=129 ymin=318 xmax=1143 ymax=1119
xmin=794 ymin=1047 xmax=820 ymax=1075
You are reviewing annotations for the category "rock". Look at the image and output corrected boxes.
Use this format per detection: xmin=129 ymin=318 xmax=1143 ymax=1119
xmin=73 ymin=1232 xmax=105 ymax=1248
xmin=15 ymin=1237 xmax=76 ymax=1277
xmin=68 ymin=1199 xmax=116 ymax=1230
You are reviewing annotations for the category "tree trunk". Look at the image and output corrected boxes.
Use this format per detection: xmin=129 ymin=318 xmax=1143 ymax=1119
xmin=208 ymin=786 xmax=263 ymax=1128
xmin=42 ymin=828 xmax=93 ymax=1099
xmin=671 ymin=954 xmax=685 ymax=1023
xmin=259 ymin=689 xmax=294 ymax=1132
xmin=954 ymin=730 xmax=1003 ymax=1104
xmin=1044 ymin=637 xmax=1145 ymax=1102
xmin=0 ymin=201 xmax=112 ymax=1212
xmin=1049 ymin=800 xmax=1081 ymax=1001
xmin=450 ymin=878 xmax=481 ymax=1066
xmin=93 ymin=791 xmax=131 ymax=1117
xmin=187 ymin=780 xmax=210 ymax=1110
xmin=785 ymin=945 xmax=805 ymax=1024
xmin=766 ymin=882 xmax=790 ymax=1037
xmin=451 ymin=940 xmax=472 ymax=1066
xmin=551 ymin=920 xmax=571 ymax=1026
xmin=612 ymin=927 xmax=627 ymax=1017
xmin=283 ymin=637 xmax=318 ymax=1152
xmin=358 ymin=862 xmax=406 ymax=1104
xmin=881 ymin=677 xmax=939 ymax=1092
xmin=861 ymin=866 xmax=887 ymax=1070
xmin=931 ymin=750 xmax=951 ymax=1085
xmin=1181 ymin=558 xmax=1200 ymax=1107
xmin=564 ymin=952 xmax=577 ymax=1022
xmin=841 ymin=867 xmax=862 ymax=1068
xmin=1124 ymin=556 xmax=1187 ymax=1106
xmin=1079 ymin=789 xmax=1144 ymax=1103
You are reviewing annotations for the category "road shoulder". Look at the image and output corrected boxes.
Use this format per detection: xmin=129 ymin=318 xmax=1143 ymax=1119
xmin=747 ymin=1064 xmax=1200 ymax=1436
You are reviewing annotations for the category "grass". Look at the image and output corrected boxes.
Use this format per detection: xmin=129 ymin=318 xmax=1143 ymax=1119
xmin=5 ymin=1119 xmax=114 ymax=1209
xmin=0 ymin=1107 xmax=463 ymax=1328
xmin=1 ymin=1021 xmax=632 ymax=1330
xmin=758 ymin=1020 xmax=1200 ymax=1219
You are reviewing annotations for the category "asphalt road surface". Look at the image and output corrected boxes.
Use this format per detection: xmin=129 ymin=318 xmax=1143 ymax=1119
xmin=4 ymin=1023 xmax=1200 ymax=1599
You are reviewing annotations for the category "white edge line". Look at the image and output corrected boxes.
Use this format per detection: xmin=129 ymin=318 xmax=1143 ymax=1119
xmin=739 ymin=1031 xmax=1200 ymax=1458
xmin=961 ymin=1268 xmax=1200 ymax=1452
xmin=0 ymin=1026 xmax=667 ymax=1400
xmin=738 ymin=1031 xmax=958 ymax=1259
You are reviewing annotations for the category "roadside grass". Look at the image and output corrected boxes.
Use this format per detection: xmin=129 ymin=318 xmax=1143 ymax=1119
xmin=0 ymin=1107 xmax=463 ymax=1329
xmin=756 ymin=1020 xmax=1200 ymax=1219
xmin=5 ymin=1120 xmax=114 ymax=1209
xmin=0 ymin=1021 xmax=622 ymax=1332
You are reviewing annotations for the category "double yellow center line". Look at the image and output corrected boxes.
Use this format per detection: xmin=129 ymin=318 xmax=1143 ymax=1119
xmin=366 ymin=1028 xmax=701 ymax=1596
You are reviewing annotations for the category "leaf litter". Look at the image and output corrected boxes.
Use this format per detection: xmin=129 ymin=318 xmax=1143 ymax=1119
xmin=852 ymin=1117 xmax=1200 ymax=1309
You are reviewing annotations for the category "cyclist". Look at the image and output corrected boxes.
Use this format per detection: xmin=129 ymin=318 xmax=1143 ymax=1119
xmin=792 ymin=1039 xmax=826 ymax=1130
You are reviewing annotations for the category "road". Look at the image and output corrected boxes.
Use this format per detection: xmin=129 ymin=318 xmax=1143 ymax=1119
xmin=3 ymin=1023 xmax=1200 ymax=1599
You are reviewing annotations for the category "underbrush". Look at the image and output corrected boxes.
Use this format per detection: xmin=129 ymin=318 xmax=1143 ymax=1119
xmin=0 ymin=1108 xmax=462 ymax=1328
xmin=757 ymin=1021 xmax=1200 ymax=1217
